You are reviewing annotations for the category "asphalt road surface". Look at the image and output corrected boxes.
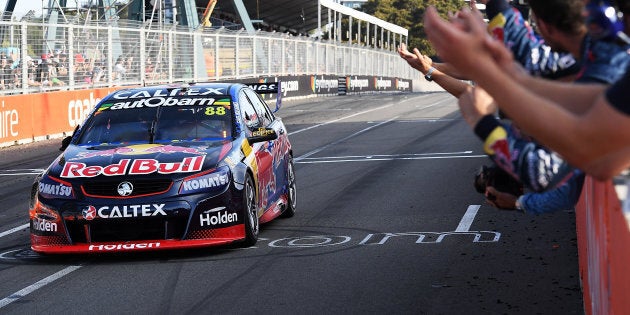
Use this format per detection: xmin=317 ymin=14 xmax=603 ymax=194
xmin=0 ymin=92 xmax=583 ymax=314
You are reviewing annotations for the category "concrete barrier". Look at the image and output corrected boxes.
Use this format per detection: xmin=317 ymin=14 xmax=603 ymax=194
xmin=411 ymin=78 xmax=447 ymax=93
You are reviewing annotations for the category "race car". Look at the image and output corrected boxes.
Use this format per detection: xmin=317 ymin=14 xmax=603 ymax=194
xmin=29 ymin=82 xmax=296 ymax=254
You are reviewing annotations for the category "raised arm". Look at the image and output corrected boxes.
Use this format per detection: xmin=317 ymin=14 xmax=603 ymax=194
xmin=425 ymin=6 xmax=630 ymax=179
xmin=499 ymin=60 xmax=606 ymax=114
xmin=397 ymin=43 xmax=470 ymax=97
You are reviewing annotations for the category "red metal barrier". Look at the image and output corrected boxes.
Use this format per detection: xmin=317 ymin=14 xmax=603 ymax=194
xmin=576 ymin=177 xmax=630 ymax=315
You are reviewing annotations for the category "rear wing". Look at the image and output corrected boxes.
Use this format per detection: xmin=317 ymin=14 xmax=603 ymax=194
xmin=247 ymin=81 xmax=283 ymax=112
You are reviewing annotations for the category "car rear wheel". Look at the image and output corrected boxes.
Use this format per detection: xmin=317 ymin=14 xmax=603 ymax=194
xmin=281 ymin=157 xmax=296 ymax=218
xmin=242 ymin=175 xmax=259 ymax=247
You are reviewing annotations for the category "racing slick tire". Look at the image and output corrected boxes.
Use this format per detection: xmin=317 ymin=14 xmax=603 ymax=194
xmin=280 ymin=157 xmax=296 ymax=218
xmin=242 ymin=174 xmax=259 ymax=247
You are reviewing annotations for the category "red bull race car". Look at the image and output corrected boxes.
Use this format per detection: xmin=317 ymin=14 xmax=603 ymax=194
xmin=29 ymin=82 xmax=296 ymax=254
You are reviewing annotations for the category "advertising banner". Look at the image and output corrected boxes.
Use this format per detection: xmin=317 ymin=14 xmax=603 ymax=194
xmin=0 ymin=87 xmax=121 ymax=145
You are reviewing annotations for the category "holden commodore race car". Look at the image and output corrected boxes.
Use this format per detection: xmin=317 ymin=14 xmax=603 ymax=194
xmin=29 ymin=82 xmax=296 ymax=254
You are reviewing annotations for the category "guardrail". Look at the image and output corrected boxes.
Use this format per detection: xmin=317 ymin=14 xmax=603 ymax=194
xmin=576 ymin=176 xmax=630 ymax=314
xmin=0 ymin=20 xmax=415 ymax=96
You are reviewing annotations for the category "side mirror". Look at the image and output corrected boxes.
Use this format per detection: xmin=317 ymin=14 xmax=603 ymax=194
xmin=273 ymin=81 xmax=282 ymax=113
xmin=60 ymin=136 xmax=72 ymax=151
xmin=247 ymin=127 xmax=277 ymax=144
xmin=60 ymin=125 xmax=79 ymax=151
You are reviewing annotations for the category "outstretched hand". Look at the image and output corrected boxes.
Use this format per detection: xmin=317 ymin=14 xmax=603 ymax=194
xmin=468 ymin=0 xmax=486 ymax=21
xmin=485 ymin=186 xmax=518 ymax=210
xmin=458 ymin=85 xmax=497 ymax=128
xmin=397 ymin=43 xmax=433 ymax=74
xmin=424 ymin=6 xmax=508 ymax=82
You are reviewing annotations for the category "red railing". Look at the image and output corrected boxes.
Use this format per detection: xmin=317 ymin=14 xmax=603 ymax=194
xmin=576 ymin=176 xmax=630 ymax=315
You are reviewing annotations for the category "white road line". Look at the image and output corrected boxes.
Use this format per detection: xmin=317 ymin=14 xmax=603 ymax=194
xmin=0 ymin=265 xmax=82 ymax=309
xmin=397 ymin=118 xmax=459 ymax=123
xmin=455 ymin=205 xmax=481 ymax=232
xmin=0 ymin=224 xmax=29 ymax=238
xmin=0 ymin=169 xmax=45 ymax=172
xmin=290 ymin=108 xmax=352 ymax=112
xmin=288 ymin=104 xmax=394 ymax=136
xmin=299 ymin=151 xmax=474 ymax=160
xmin=296 ymin=155 xmax=486 ymax=164
xmin=295 ymin=116 xmax=399 ymax=161
xmin=0 ymin=173 xmax=40 ymax=176
xmin=414 ymin=97 xmax=454 ymax=111
xmin=0 ymin=169 xmax=44 ymax=176
xmin=288 ymin=93 xmax=451 ymax=136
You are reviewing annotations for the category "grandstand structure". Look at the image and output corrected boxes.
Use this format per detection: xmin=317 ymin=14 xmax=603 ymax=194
xmin=0 ymin=0 xmax=413 ymax=95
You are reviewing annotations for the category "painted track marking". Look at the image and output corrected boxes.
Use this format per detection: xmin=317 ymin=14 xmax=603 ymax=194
xmin=288 ymin=104 xmax=394 ymax=136
xmin=456 ymin=205 xmax=481 ymax=232
xmin=0 ymin=224 xmax=29 ymax=238
xmin=295 ymin=116 xmax=399 ymax=161
xmin=288 ymin=93 xmax=452 ymax=136
xmin=0 ymin=266 xmax=82 ymax=309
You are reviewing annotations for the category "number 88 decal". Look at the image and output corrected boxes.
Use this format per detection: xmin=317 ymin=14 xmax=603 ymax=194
xmin=205 ymin=106 xmax=226 ymax=116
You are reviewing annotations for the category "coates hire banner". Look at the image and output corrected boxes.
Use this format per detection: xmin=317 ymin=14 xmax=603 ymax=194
xmin=0 ymin=87 xmax=121 ymax=146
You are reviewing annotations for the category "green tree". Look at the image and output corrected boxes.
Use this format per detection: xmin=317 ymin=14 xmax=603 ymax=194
xmin=362 ymin=0 xmax=465 ymax=56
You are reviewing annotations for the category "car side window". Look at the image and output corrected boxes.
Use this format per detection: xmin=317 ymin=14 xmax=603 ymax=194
xmin=244 ymin=89 xmax=274 ymax=127
xmin=239 ymin=90 xmax=261 ymax=130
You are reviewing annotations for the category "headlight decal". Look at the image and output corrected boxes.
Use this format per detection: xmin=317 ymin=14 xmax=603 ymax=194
xmin=30 ymin=199 xmax=63 ymax=236
xmin=38 ymin=175 xmax=75 ymax=199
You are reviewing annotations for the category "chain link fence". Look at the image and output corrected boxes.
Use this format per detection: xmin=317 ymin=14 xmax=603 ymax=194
xmin=0 ymin=20 xmax=415 ymax=95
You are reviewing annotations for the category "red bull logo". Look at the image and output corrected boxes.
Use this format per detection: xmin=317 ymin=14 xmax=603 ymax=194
xmin=74 ymin=144 xmax=206 ymax=159
xmin=255 ymin=146 xmax=276 ymax=211
xmin=273 ymin=136 xmax=290 ymax=169
xmin=489 ymin=139 xmax=516 ymax=177
xmin=61 ymin=156 xmax=205 ymax=178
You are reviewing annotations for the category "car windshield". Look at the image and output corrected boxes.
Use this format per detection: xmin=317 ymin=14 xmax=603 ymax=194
xmin=76 ymin=96 xmax=233 ymax=145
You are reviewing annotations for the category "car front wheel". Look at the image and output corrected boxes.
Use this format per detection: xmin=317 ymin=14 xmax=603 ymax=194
xmin=242 ymin=174 xmax=259 ymax=247
xmin=281 ymin=157 xmax=296 ymax=218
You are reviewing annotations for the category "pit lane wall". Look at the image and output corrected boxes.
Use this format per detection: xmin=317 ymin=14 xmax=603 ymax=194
xmin=0 ymin=75 xmax=412 ymax=147
xmin=576 ymin=176 xmax=630 ymax=315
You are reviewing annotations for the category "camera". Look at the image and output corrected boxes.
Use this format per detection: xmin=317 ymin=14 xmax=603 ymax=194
xmin=474 ymin=165 xmax=524 ymax=198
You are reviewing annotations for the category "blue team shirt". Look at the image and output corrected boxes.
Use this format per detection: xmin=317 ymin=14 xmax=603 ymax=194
xmin=486 ymin=0 xmax=580 ymax=79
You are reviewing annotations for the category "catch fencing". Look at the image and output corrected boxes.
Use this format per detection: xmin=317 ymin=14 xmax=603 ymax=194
xmin=0 ymin=20 xmax=415 ymax=95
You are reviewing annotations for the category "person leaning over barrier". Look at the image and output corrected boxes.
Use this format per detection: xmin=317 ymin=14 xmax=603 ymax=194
xmin=418 ymin=0 xmax=580 ymax=83
xmin=423 ymin=5 xmax=630 ymax=184
xmin=478 ymin=0 xmax=630 ymax=211
xmin=402 ymin=0 xmax=628 ymax=213
xmin=397 ymin=0 xmax=581 ymax=100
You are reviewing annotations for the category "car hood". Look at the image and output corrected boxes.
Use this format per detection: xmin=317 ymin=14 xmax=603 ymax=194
xmin=48 ymin=142 xmax=233 ymax=180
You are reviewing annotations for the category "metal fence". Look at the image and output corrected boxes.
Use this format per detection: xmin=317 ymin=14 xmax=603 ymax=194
xmin=0 ymin=20 xmax=416 ymax=95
